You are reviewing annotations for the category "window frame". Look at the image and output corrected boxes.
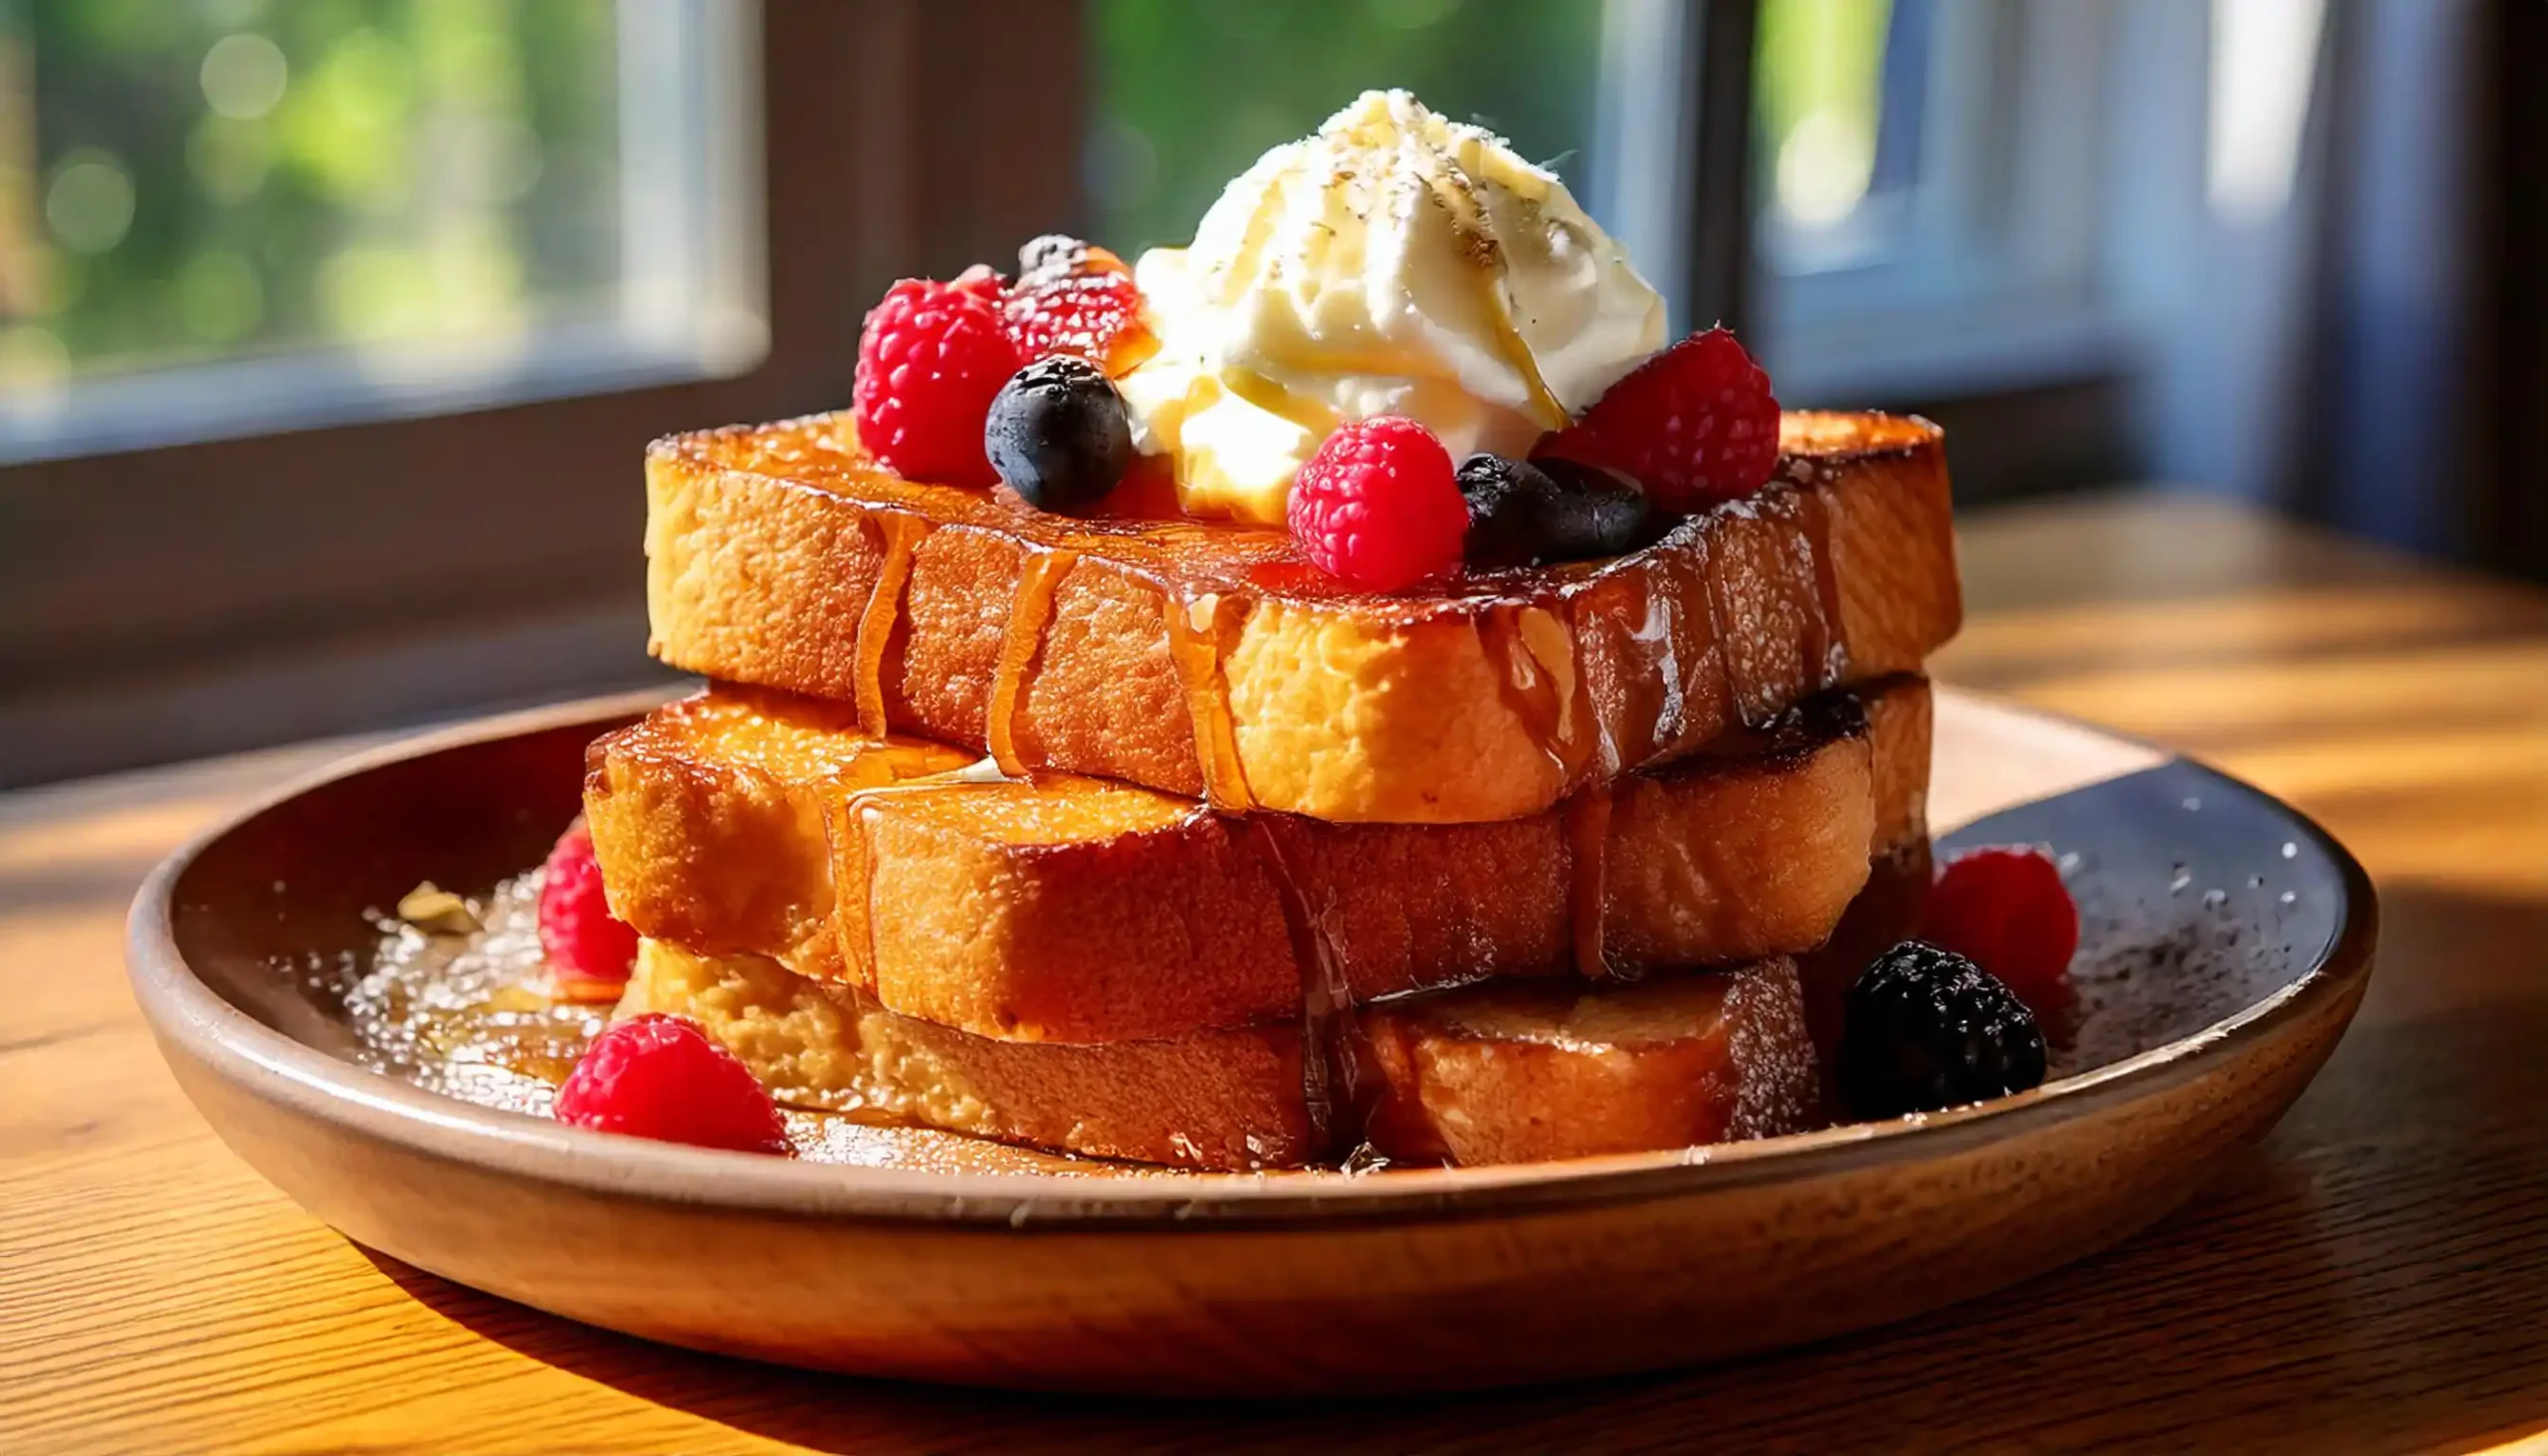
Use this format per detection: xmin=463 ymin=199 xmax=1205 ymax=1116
xmin=0 ymin=0 xmax=1090 ymax=785
xmin=1591 ymin=0 xmax=1760 ymax=339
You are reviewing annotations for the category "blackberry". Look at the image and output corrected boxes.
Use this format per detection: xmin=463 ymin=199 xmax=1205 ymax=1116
xmin=984 ymin=356 xmax=1132 ymax=514
xmin=1837 ymin=940 xmax=2047 ymax=1119
xmin=1456 ymin=455 xmax=1658 ymax=568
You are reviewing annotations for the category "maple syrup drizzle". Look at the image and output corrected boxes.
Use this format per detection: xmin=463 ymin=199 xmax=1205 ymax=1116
xmin=1564 ymin=783 xmax=1615 ymax=978
xmin=852 ymin=512 xmax=929 ymax=739
xmin=986 ymin=548 xmax=1077 ymax=776
xmin=1164 ymin=590 xmax=1257 ymax=810
xmin=1476 ymin=601 xmax=1581 ymax=784
xmin=840 ymin=798 xmax=884 ymax=993
xmin=1797 ymin=476 xmax=1850 ymax=688
xmin=1694 ymin=507 xmax=1747 ymax=730
xmin=833 ymin=757 xmax=1014 ymax=989
xmin=1241 ymin=817 xmax=1358 ymax=1159
xmin=1618 ymin=569 xmax=1684 ymax=772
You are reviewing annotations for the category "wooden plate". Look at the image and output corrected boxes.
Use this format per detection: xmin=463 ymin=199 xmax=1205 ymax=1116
xmin=123 ymin=688 xmax=2376 ymax=1395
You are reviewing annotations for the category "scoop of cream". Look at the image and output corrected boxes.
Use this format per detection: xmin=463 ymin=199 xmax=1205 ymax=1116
xmin=1120 ymin=90 xmax=1666 ymax=525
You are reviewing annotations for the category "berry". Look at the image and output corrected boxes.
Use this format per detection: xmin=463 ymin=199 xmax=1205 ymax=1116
xmin=1287 ymin=416 xmax=1468 ymax=591
xmin=1458 ymin=455 xmax=1542 ymax=568
xmin=1921 ymin=846 xmax=2080 ymax=1016
xmin=1456 ymin=454 xmax=1658 ymax=568
xmin=1003 ymin=235 xmax=1158 ymax=377
xmin=853 ymin=276 xmax=1021 ymax=488
xmin=985 ymin=356 xmax=1133 ymax=513
xmin=949 ymin=262 xmax=1006 ymax=302
xmin=1838 ymin=940 xmax=2048 ymax=1119
xmin=1537 ymin=326 xmax=1780 ymax=513
xmin=538 ymin=822 xmax=638 ymax=988
xmin=554 ymin=1013 xmax=791 ymax=1154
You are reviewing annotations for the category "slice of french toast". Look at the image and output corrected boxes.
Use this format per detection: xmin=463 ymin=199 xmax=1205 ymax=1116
xmin=622 ymin=938 xmax=1314 ymax=1168
xmin=586 ymin=678 xmax=1931 ymax=1044
xmin=1365 ymin=712 xmax=1934 ymax=1158
xmin=620 ymin=938 xmax=1822 ymax=1170
xmin=645 ymin=410 xmax=1958 ymax=823
xmin=608 ymin=697 xmax=1935 ymax=1172
xmin=1351 ymin=955 xmax=1817 ymax=1167
xmin=615 ymin=830 xmax=1931 ymax=1172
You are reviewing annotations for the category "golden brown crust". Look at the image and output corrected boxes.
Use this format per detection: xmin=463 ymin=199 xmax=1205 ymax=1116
xmin=1351 ymin=957 xmax=1819 ymax=1165
xmin=645 ymin=411 xmax=1959 ymax=822
xmin=586 ymin=679 xmax=1934 ymax=1044
xmin=625 ymin=941 xmax=1312 ymax=1169
xmin=626 ymin=938 xmax=1819 ymax=1171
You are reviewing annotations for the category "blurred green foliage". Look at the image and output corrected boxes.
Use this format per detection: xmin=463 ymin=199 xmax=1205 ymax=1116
xmin=0 ymin=0 xmax=617 ymax=383
xmin=1088 ymin=0 xmax=1602 ymax=257
xmin=1756 ymin=0 xmax=1890 ymax=154
xmin=1755 ymin=0 xmax=1892 ymax=229
xmin=2 ymin=0 xmax=1894 ymax=393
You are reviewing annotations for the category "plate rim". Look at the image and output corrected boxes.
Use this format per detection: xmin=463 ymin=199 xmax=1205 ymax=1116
xmin=125 ymin=688 xmax=2379 ymax=1230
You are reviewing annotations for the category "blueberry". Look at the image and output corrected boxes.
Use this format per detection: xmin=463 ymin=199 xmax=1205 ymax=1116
xmin=984 ymin=357 xmax=1131 ymax=514
xmin=1837 ymin=940 xmax=2047 ymax=1119
xmin=1457 ymin=455 xmax=1546 ymax=567
xmin=1455 ymin=455 xmax=1659 ymax=568
xmin=1535 ymin=458 xmax=1660 ymax=559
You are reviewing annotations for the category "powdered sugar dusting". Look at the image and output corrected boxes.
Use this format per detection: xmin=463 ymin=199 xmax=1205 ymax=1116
xmin=1723 ymin=956 xmax=1821 ymax=1141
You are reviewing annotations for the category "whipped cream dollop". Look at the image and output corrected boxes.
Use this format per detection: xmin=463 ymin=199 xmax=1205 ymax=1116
xmin=1120 ymin=90 xmax=1666 ymax=525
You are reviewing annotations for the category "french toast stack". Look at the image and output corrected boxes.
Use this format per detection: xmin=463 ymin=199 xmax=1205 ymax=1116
xmin=583 ymin=409 xmax=1961 ymax=1170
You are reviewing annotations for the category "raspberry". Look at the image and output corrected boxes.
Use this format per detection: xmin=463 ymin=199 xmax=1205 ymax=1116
xmin=554 ymin=1013 xmax=791 ymax=1154
xmin=1537 ymin=326 xmax=1780 ymax=513
xmin=949 ymin=262 xmax=1006 ymax=302
xmin=537 ymin=821 xmax=638 ymax=990
xmin=853 ymin=276 xmax=1021 ymax=488
xmin=1920 ymin=846 xmax=2080 ymax=1015
xmin=1002 ymin=235 xmax=1158 ymax=377
xmin=1287 ymin=416 xmax=1468 ymax=591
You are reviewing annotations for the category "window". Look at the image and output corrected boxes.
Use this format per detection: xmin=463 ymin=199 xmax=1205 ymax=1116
xmin=2 ymin=2 xmax=1101 ymax=787
xmin=1750 ymin=0 xmax=2134 ymax=405
xmin=0 ymin=0 xmax=760 ymax=462
xmin=1757 ymin=0 xmax=1910 ymax=270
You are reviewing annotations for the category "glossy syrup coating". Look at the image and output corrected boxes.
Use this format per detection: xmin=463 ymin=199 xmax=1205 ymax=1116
xmin=581 ymin=678 xmax=1927 ymax=1045
xmin=643 ymin=410 xmax=1959 ymax=822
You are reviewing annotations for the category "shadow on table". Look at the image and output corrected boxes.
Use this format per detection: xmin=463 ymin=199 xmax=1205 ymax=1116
xmin=364 ymin=882 xmax=2548 ymax=1456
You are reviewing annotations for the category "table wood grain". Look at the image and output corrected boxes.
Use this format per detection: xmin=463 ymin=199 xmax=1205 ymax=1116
xmin=4 ymin=494 xmax=2544 ymax=1455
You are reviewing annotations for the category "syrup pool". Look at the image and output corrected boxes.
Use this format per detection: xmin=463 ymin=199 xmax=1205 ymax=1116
xmin=342 ymin=872 xmax=1135 ymax=1173
xmin=344 ymin=872 xmax=595 ymax=1115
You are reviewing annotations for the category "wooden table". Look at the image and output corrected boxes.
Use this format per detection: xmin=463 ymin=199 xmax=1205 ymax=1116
xmin=5 ymin=495 xmax=2544 ymax=1455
